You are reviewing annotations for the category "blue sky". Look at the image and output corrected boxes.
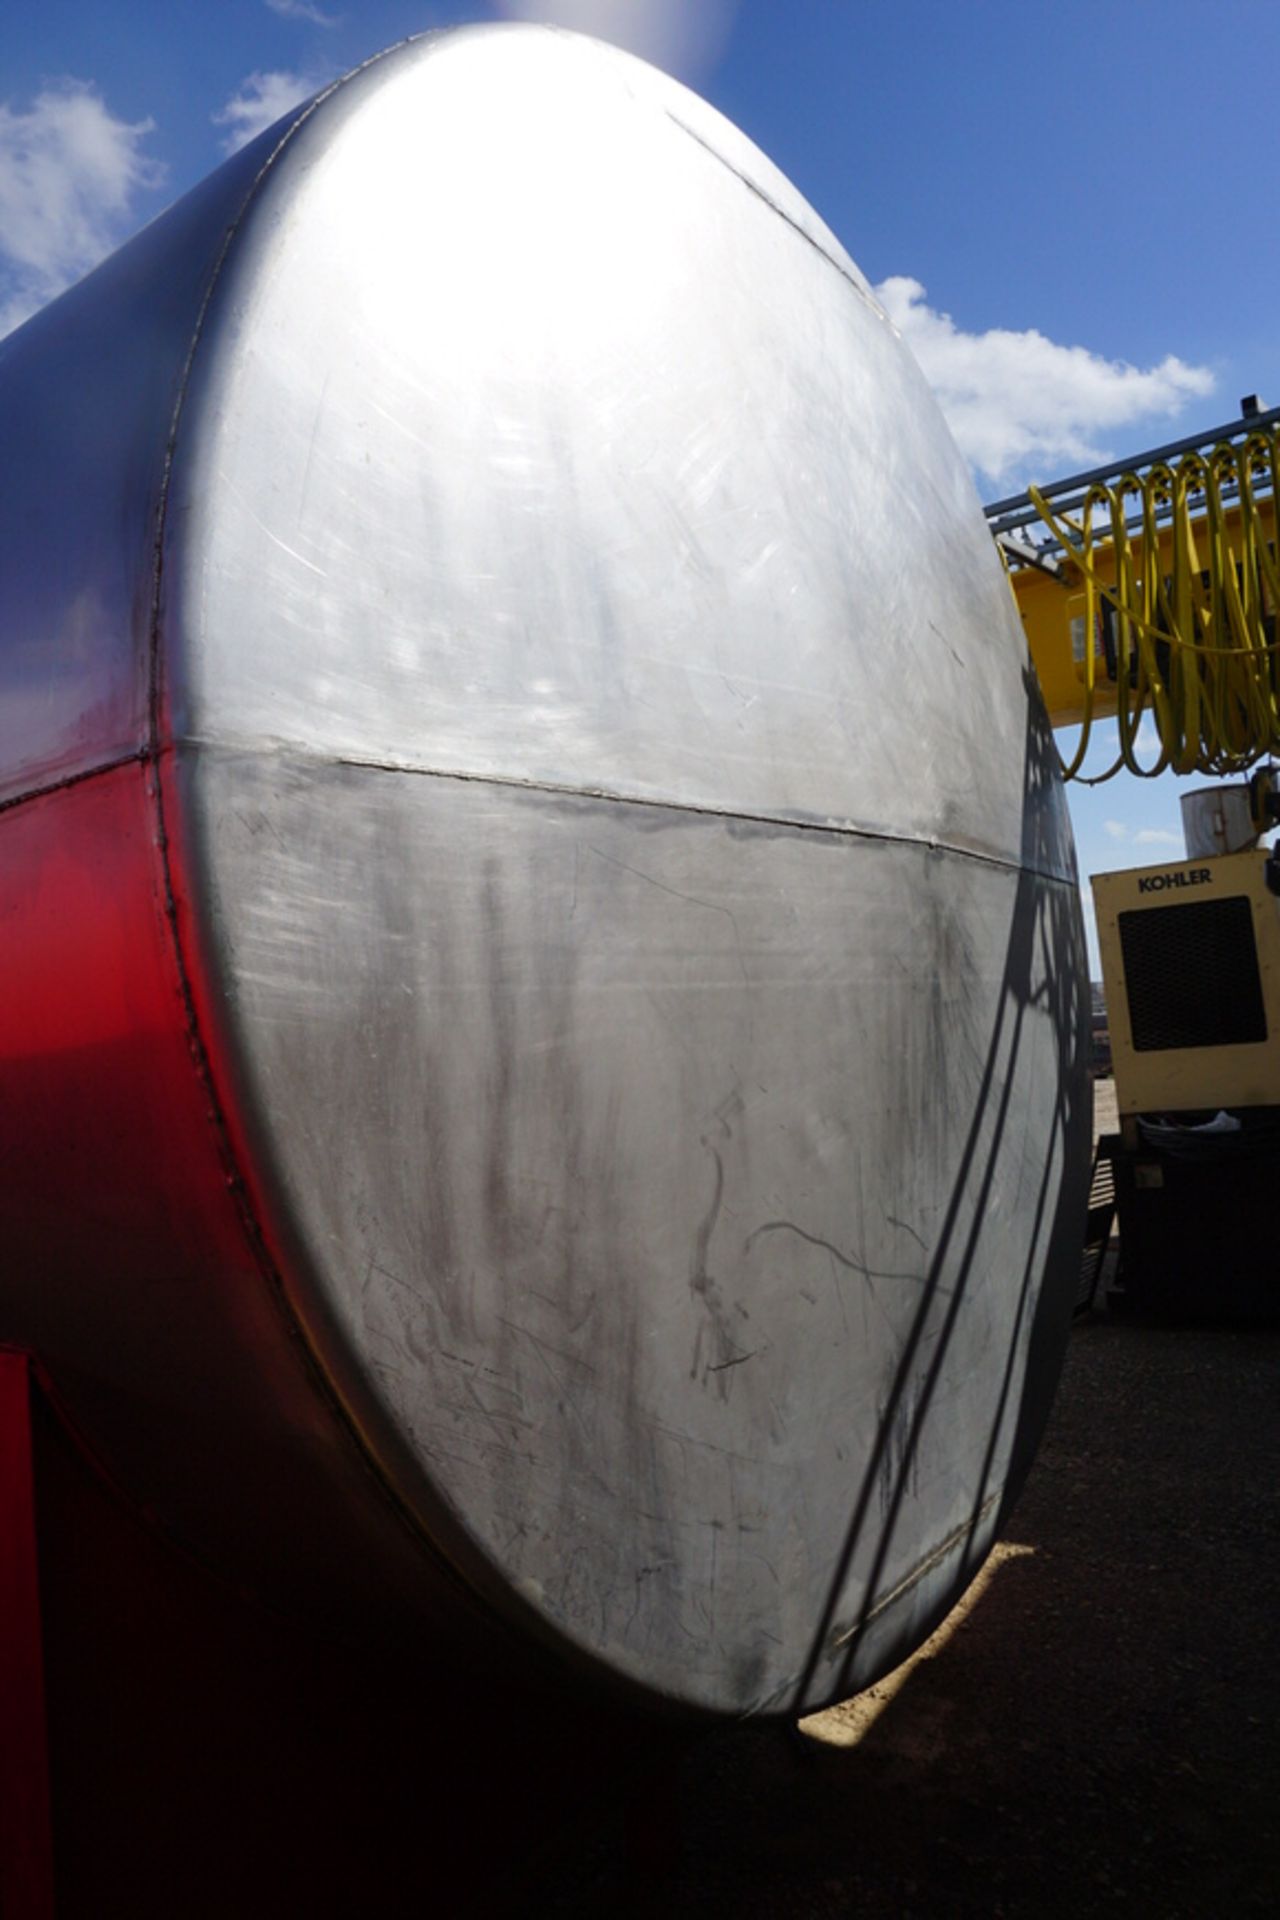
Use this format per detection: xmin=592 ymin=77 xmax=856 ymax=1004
xmin=5 ymin=0 xmax=1276 ymax=970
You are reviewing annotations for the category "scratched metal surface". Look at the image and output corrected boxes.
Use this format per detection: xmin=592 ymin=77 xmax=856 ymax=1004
xmin=0 ymin=25 xmax=1090 ymax=1714
xmin=180 ymin=743 xmax=1087 ymax=1710
xmin=168 ymin=29 xmax=1048 ymax=871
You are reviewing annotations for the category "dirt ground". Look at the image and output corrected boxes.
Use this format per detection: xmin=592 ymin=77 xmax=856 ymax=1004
xmin=519 ymin=1083 xmax=1279 ymax=1917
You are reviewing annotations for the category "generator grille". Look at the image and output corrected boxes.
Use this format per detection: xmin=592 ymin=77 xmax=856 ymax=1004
xmin=1119 ymin=894 xmax=1267 ymax=1052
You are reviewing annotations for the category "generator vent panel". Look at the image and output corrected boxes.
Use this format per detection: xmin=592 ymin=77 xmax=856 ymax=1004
xmin=1119 ymin=895 xmax=1267 ymax=1051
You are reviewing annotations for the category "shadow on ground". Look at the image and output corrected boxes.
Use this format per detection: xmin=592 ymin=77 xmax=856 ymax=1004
xmin=532 ymin=1308 xmax=1280 ymax=1917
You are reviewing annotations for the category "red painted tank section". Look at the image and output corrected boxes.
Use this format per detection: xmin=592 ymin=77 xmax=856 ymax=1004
xmin=0 ymin=762 xmax=477 ymax=1650
xmin=20 ymin=1356 xmax=662 ymax=1918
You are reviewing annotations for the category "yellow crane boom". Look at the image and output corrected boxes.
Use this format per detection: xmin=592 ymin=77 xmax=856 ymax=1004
xmin=988 ymin=402 xmax=1280 ymax=781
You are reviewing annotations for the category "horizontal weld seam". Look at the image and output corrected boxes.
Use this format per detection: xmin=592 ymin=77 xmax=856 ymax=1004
xmin=0 ymin=748 xmax=150 ymax=818
xmin=328 ymin=750 xmax=1076 ymax=887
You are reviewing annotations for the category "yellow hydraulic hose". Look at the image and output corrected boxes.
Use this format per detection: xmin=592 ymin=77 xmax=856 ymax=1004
xmin=1018 ymin=426 xmax=1280 ymax=782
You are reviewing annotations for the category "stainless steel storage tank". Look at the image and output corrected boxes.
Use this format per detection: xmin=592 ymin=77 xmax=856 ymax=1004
xmin=0 ymin=24 xmax=1089 ymax=1716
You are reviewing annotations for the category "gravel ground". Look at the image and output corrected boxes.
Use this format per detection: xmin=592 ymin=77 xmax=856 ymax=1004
xmin=521 ymin=1188 xmax=1280 ymax=1913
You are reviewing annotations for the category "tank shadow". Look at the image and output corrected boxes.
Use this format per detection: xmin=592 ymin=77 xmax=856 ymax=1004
xmin=530 ymin=1308 xmax=1280 ymax=1916
xmin=791 ymin=667 xmax=1091 ymax=1709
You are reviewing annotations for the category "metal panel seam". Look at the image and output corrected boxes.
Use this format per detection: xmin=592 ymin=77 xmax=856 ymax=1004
xmin=659 ymin=108 xmax=882 ymax=314
xmin=831 ymin=1488 xmax=1004 ymax=1650
xmin=325 ymin=750 xmax=1078 ymax=887
xmin=0 ymin=750 xmax=149 ymax=820
xmin=140 ymin=37 xmax=476 ymax=1587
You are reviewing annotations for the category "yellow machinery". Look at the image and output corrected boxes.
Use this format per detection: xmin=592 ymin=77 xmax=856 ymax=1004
xmin=989 ymin=403 xmax=1280 ymax=1313
xmin=1093 ymin=845 xmax=1280 ymax=1116
xmin=989 ymin=396 xmax=1280 ymax=779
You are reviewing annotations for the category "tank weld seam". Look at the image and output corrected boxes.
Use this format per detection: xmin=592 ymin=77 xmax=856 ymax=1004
xmin=141 ymin=41 xmax=489 ymax=1587
xmin=326 ymin=749 xmax=1079 ymax=888
xmin=661 ymin=109 xmax=883 ymax=317
xmin=0 ymin=747 xmax=150 ymax=818
xmin=830 ymin=1489 xmax=1003 ymax=1651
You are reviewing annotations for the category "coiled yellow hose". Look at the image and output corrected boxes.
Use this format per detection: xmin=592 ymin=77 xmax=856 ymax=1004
xmin=1025 ymin=427 xmax=1280 ymax=783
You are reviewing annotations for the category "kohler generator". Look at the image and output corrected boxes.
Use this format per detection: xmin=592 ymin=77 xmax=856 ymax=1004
xmin=1093 ymin=789 xmax=1280 ymax=1317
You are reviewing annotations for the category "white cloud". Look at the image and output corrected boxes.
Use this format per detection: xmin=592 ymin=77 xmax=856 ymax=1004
xmin=1095 ymin=818 xmax=1180 ymax=842
xmin=0 ymin=80 xmax=164 ymax=336
xmin=874 ymin=275 xmax=1215 ymax=488
xmin=266 ymin=0 xmax=340 ymax=24
xmin=493 ymin=0 xmax=740 ymax=81
xmin=212 ymin=70 xmax=323 ymax=155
